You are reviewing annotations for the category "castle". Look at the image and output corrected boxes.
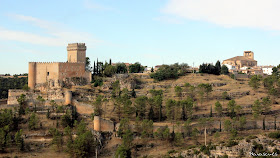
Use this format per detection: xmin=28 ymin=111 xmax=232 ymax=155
xmin=7 ymin=43 xmax=92 ymax=105
xmin=28 ymin=43 xmax=92 ymax=91
xmin=222 ymin=51 xmax=257 ymax=70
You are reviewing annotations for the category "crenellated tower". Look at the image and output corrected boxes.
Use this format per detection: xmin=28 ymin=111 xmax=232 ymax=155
xmin=67 ymin=43 xmax=87 ymax=63
xmin=28 ymin=62 xmax=36 ymax=90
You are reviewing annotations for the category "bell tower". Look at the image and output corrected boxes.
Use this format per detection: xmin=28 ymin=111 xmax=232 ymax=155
xmin=67 ymin=43 xmax=86 ymax=63
xmin=244 ymin=51 xmax=254 ymax=60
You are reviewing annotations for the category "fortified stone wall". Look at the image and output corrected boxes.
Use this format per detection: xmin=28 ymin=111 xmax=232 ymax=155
xmin=7 ymin=90 xmax=28 ymax=105
xmin=94 ymin=116 xmax=115 ymax=132
xmin=28 ymin=62 xmax=91 ymax=91
xmin=34 ymin=62 xmax=59 ymax=85
xmin=58 ymin=62 xmax=91 ymax=82
xmin=7 ymin=89 xmax=65 ymax=105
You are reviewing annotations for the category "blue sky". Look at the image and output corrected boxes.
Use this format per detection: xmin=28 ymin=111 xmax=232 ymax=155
xmin=0 ymin=0 xmax=280 ymax=74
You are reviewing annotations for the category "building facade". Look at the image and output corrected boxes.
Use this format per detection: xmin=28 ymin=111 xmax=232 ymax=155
xmin=222 ymin=51 xmax=257 ymax=70
xmin=261 ymin=66 xmax=274 ymax=75
xmin=28 ymin=43 xmax=92 ymax=90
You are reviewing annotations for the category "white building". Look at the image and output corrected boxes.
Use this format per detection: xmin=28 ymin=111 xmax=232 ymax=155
xmin=144 ymin=67 xmax=152 ymax=71
xmin=262 ymin=66 xmax=274 ymax=75
xmin=223 ymin=64 xmax=237 ymax=70
xmin=240 ymin=66 xmax=249 ymax=70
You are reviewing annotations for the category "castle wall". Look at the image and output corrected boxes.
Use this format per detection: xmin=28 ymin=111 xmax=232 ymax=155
xmin=26 ymin=43 xmax=91 ymax=91
xmin=65 ymin=90 xmax=72 ymax=105
xmin=7 ymin=89 xmax=27 ymax=105
xmin=93 ymin=116 xmax=115 ymax=132
xmin=33 ymin=62 xmax=59 ymax=86
xmin=28 ymin=62 xmax=91 ymax=90
xmin=28 ymin=62 xmax=36 ymax=89
xmin=58 ymin=62 xmax=91 ymax=82
xmin=7 ymin=89 xmax=65 ymax=105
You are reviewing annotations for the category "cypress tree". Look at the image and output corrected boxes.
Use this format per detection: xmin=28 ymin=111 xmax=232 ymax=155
xmin=215 ymin=60 xmax=221 ymax=75
xmin=109 ymin=59 xmax=112 ymax=65
xmin=210 ymin=105 xmax=213 ymax=117
xmin=93 ymin=61 xmax=96 ymax=75
xmin=96 ymin=58 xmax=99 ymax=75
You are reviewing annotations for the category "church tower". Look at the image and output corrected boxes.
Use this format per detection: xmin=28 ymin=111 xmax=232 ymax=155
xmin=67 ymin=43 xmax=86 ymax=63
xmin=243 ymin=51 xmax=254 ymax=60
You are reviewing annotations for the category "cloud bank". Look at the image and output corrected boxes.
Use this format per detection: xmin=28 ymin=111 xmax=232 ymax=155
xmin=0 ymin=14 xmax=102 ymax=47
xmin=162 ymin=0 xmax=280 ymax=30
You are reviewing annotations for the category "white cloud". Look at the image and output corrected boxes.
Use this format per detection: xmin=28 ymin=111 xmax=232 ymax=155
xmin=83 ymin=0 xmax=113 ymax=11
xmin=1 ymin=14 xmax=103 ymax=47
xmin=162 ymin=0 xmax=280 ymax=30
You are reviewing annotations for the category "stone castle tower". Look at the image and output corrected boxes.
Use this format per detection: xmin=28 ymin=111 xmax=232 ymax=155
xmin=67 ymin=43 xmax=87 ymax=63
xmin=243 ymin=51 xmax=254 ymax=60
xmin=28 ymin=43 xmax=91 ymax=90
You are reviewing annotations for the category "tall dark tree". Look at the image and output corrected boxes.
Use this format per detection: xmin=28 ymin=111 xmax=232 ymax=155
xmin=93 ymin=61 xmax=96 ymax=75
xmin=221 ymin=65 xmax=229 ymax=75
xmin=215 ymin=60 xmax=221 ymax=75
xmin=109 ymin=58 xmax=112 ymax=65
xmin=85 ymin=57 xmax=92 ymax=71
xmin=129 ymin=62 xmax=144 ymax=73
xmin=96 ymin=58 xmax=99 ymax=74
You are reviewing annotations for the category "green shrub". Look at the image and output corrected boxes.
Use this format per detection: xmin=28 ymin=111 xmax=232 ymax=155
xmin=245 ymin=135 xmax=257 ymax=142
xmin=150 ymin=63 xmax=188 ymax=81
xmin=167 ymin=149 xmax=177 ymax=154
xmin=226 ymin=140 xmax=238 ymax=147
xmin=93 ymin=78 xmax=103 ymax=87
xmin=268 ymin=131 xmax=280 ymax=139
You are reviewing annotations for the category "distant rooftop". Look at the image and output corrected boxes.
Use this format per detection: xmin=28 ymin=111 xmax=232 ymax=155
xmin=224 ymin=56 xmax=256 ymax=62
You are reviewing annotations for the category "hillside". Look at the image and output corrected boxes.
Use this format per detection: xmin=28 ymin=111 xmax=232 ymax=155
xmin=0 ymin=73 xmax=280 ymax=158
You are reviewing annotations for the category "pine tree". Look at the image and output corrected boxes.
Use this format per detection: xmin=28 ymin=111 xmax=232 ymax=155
xmin=28 ymin=112 xmax=39 ymax=130
xmin=15 ymin=129 xmax=24 ymax=151
xmin=148 ymin=106 xmax=154 ymax=121
xmin=210 ymin=105 xmax=213 ymax=117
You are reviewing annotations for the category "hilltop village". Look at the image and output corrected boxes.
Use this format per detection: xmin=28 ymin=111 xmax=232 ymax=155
xmin=0 ymin=43 xmax=280 ymax=158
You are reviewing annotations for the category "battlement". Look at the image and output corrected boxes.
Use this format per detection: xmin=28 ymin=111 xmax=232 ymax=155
xmin=67 ymin=43 xmax=86 ymax=51
xmin=29 ymin=62 xmax=85 ymax=64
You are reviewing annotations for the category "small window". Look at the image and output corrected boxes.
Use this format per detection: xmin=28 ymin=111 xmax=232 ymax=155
xmin=47 ymin=72 xmax=50 ymax=76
